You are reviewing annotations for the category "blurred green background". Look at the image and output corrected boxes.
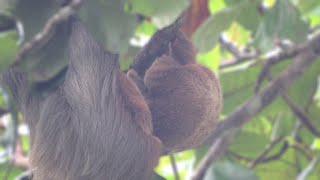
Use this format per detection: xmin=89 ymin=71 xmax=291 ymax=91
xmin=0 ymin=0 xmax=320 ymax=179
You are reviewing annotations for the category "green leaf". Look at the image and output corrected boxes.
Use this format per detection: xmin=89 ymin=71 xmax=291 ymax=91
xmin=0 ymin=30 xmax=17 ymax=73
xmin=229 ymin=131 xmax=269 ymax=157
xmin=233 ymin=0 xmax=261 ymax=31
xmin=194 ymin=146 xmax=210 ymax=166
xmin=255 ymin=148 xmax=299 ymax=180
xmin=209 ymin=0 xmax=226 ymax=14
xmin=223 ymin=0 xmax=238 ymax=6
xmin=220 ymin=65 xmax=259 ymax=114
xmin=296 ymin=0 xmax=320 ymax=14
xmin=311 ymin=138 xmax=320 ymax=150
xmin=226 ymin=22 xmax=251 ymax=46
xmin=193 ymin=0 xmax=260 ymax=52
xmin=193 ymin=8 xmax=235 ymax=52
xmin=135 ymin=20 xmax=157 ymax=36
xmin=126 ymin=0 xmax=189 ymax=28
xmin=197 ymin=45 xmax=221 ymax=72
xmin=0 ymin=164 xmax=23 ymax=179
xmin=254 ymin=0 xmax=309 ymax=51
xmin=79 ymin=0 xmax=137 ymax=54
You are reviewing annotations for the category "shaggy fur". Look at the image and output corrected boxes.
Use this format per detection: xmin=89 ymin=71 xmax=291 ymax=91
xmin=3 ymin=18 xmax=161 ymax=180
xmin=130 ymin=32 xmax=222 ymax=151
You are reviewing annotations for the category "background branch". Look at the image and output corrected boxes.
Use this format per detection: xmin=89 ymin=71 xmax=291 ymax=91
xmin=249 ymin=136 xmax=284 ymax=168
xmin=197 ymin=32 xmax=320 ymax=176
xmin=206 ymin=31 xmax=320 ymax=144
xmin=169 ymin=153 xmax=180 ymax=180
xmin=219 ymin=35 xmax=258 ymax=68
xmin=281 ymin=93 xmax=320 ymax=137
xmin=191 ymin=137 xmax=228 ymax=180
xmin=255 ymin=46 xmax=301 ymax=92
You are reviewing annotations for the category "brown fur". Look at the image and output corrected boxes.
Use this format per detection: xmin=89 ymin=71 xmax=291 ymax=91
xmin=137 ymin=32 xmax=222 ymax=151
xmin=3 ymin=18 xmax=161 ymax=180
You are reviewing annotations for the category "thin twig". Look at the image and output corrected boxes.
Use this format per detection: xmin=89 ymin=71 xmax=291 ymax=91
xmin=191 ymin=137 xmax=228 ymax=180
xmin=169 ymin=153 xmax=180 ymax=180
xmin=205 ymin=31 xmax=320 ymax=145
xmin=219 ymin=35 xmax=258 ymax=68
xmin=281 ymin=93 xmax=320 ymax=137
xmin=219 ymin=52 xmax=258 ymax=68
xmin=292 ymin=143 xmax=313 ymax=161
xmin=219 ymin=35 xmax=242 ymax=57
xmin=260 ymin=142 xmax=289 ymax=163
xmin=249 ymin=136 xmax=284 ymax=168
xmin=297 ymin=157 xmax=320 ymax=180
xmin=13 ymin=0 xmax=85 ymax=66
xmin=201 ymin=32 xmax=320 ymax=174
xmin=253 ymin=33 xmax=320 ymax=93
xmin=228 ymin=141 xmax=289 ymax=166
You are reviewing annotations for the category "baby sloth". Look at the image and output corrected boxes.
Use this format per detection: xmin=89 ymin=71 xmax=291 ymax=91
xmin=129 ymin=32 xmax=222 ymax=152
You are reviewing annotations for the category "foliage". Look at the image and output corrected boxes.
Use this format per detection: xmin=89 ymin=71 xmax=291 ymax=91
xmin=0 ymin=0 xmax=320 ymax=179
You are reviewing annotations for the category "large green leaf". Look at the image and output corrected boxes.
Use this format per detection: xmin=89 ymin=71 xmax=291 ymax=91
xmin=233 ymin=0 xmax=261 ymax=32
xmin=255 ymin=148 xmax=306 ymax=179
xmin=197 ymin=45 xmax=221 ymax=72
xmin=0 ymin=30 xmax=17 ymax=73
xmin=0 ymin=164 xmax=24 ymax=180
xmin=220 ymin=64 xmax=259 ymax=114
xmin=296 ymin=0 xmax=320 ymax=14
xmin=229 ymin=131 xmax=269 ymax=157
xmin=223 ymin=0 xmax=262 ymax=32
xmin=261 ymin=59 xmax=320 ymax=136
xmin=209 ymin=0 xmax=226 ymax=14
xmin=193 ymin=8 xmax=235 ymax=52
xmin=254 ymin=0 xmax=309 ymax=51
xmin=193 ymin=0 xmax=260 ymax=52
xmin=79 ymin=0 xmax=137 ymax=54
xmin=126 ymin=0 xmax=189 ymax=28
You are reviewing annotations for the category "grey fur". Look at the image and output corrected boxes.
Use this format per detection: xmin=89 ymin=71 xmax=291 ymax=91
xmin=3 ymin=18 xmax=161 ymax=180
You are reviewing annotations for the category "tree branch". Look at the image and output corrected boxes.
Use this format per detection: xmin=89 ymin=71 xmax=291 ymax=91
xmin=206 ymin=31 xmax=320 ymax=144
xmin=13 ymin=0 xmax=85 ymax=66
xmin=297 ymin=157 xmax=320 ymax=180
xmin=219 ymin=35 xmax=258 ymax=69
xmin=255 ymin=46 xmax=301 ymax=92
xmin=281 ymin=93 xmax=320 ymax=137
xmin=193 ymin=32 xmax=320 ymax=178
xmin=229 ymin=140 xmax=289 ymax=166
xmin=191 ymin=136 xmax=229 ymax=180
xmin=249 ymin=136 xmax=284 ymax=168
xmin=169 ymin=153 xmax=180 ymax=180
